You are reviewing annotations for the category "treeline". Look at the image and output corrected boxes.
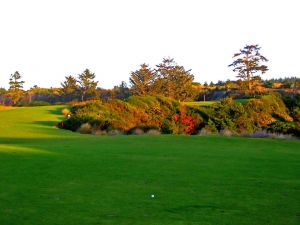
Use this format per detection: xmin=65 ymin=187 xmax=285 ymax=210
xmin=1 ymin=44 xmax=299 ymax=105
xmin=0 ymin=62 xmax=299 ymax=106
xmin=0 ymin=58 xmax=196 ymax=105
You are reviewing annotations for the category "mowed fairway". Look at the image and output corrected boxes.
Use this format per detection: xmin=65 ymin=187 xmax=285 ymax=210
xmin=0 ymin=106 xmax=300 ymax=225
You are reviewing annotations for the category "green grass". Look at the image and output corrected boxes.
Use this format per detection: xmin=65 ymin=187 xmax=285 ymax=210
xmin=182 ymin=101 xmax=218 ymax=107
xmin=234 ymin=99 xmax=250 ymax=104
xmin=183 ymin=99 xmax=249 ymax=107
xmin=0 ymin=106 xmax=300 ymax=225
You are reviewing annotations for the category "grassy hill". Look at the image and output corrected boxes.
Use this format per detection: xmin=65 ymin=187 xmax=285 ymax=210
xmin=0 ymin=106 xmax=299 ymax=225
xmin=182 ymin=99 xmax=249 ymax=107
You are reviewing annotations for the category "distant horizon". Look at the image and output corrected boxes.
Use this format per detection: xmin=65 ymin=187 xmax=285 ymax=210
xmin=1 ymin=0 xmax=300 ymax=89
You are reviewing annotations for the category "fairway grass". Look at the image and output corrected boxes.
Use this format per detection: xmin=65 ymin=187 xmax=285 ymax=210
xmin=0 ymin=106 xmax=300 ymax=225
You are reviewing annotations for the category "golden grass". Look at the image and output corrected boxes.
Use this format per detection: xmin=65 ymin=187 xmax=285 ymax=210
xmin=0 ymin=105 xmax=15 ymax=111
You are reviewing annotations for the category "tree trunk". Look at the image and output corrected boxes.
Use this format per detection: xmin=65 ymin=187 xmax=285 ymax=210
xmin=246 ymin=58 xmax=251 ymax=91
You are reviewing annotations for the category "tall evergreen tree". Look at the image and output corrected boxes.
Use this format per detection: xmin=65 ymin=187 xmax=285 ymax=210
xmin=229 ymin=44 xmax=268 ymax=90
xmin=129 ymin=64 xmax=157 ymax=96
xmin=156 ymin=58 xmax=195 ymax=101
xmin=8 ymin=71 xmax=25 ymax=104
xmin=61 ymin=75 xmax=78 ymax=102
xmin=77 ymin=69 xmax=98 ymax=101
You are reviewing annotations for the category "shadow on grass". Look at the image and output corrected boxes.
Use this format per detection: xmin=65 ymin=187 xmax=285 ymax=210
xmin=0 ymin=137 xmax=75 ymax=155
xmin=31 ymin=106 xmax=66 ymax=128
xmin=48 ymin=106 xmax=66 ymax=116
xmin=32 ymin=120 xmax=59 ymax=127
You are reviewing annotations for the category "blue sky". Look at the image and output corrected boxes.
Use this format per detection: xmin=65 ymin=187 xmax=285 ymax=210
xmin=0 ymin=0 xmax=299 ymax=89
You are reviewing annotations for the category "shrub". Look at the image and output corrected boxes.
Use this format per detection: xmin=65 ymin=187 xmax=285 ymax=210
xmin=198 ymin=128 xmax=214 ymax=136
xmin=60 ymin=96 xmax=193 ymax=134
xmin=62 ymin=108 xmax=71 ymax=117
xmin=204 ymin=119 xmax=218 ymax=134
xmin=146 ymin=129 xmax=161 ymax=135
xmin=58 ymin=95 xmax=300 ymax=137
xmin=131 ymin=128 xmax=145 ymax=135
xmin=219 ymin=128 xmax=233 ymax=136
xmin=77 ymin=123 xmax=92 ymax=134
xmin=59 ymin=116 xmax=82 ymax=131
xmin=251 ymin=130 xmax=269 ymax=138
xmin=92 ymin=129 xmax=107 ymax=135
xmin=107 ymin=129 xmax=123 ymax=136
xmin=267 ymin=121 xmax=295 ymax=134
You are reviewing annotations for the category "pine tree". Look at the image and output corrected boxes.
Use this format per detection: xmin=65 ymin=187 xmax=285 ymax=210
xmin=8 ymin=71 xmax=25 ymax=105
xmin=129 ymin=64 xmax=157 ymax=96
xmin=61 ymin=75 xmax=78 ymax=102
xmin=77 ymin=69 xmax=98 ymax=101
xmin=229 ymin=44 xmax=268 ymax=91
xmin=156 ymin=58 xmax=195 ymax=101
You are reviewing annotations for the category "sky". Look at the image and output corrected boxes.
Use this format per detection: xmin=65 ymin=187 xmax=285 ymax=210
xmin=0 ymin=0 xmax=299 ymax=90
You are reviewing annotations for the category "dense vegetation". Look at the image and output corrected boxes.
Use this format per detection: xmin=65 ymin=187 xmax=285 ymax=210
xmin=59 ymin=93 xmax=300 ymax=137
xmin=0 ymin=106 xmax=299 ymax=225
xmin=1 ymin=44 xmax=299 ymax=137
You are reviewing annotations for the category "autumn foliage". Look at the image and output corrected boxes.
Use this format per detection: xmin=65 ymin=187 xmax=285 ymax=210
xmin=59 ymin=93 xmax=299 ymax=137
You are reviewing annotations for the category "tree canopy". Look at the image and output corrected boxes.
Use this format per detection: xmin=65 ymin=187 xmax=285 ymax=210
xmin=229 ymin=44 xmax=268 ymax=90
xmin=129 ymin=64 xmax=157 ymax=96
xmin=61 ymin=75 xmax=78 ymax=101
xmin=156 ymin=58 xmax=195 ymax=101
xmin=77 ymin=69 xmax=98 ymax=101
xmin=7 ymin=71 xmax=25 ymax=104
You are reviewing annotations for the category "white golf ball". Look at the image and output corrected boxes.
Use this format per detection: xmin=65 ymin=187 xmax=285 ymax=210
xmin=151 ymin=194 xmax=155 ymax=198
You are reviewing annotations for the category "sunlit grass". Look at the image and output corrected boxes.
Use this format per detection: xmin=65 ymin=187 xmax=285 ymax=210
xmin=0 ymin=144 xmax=54 ymax=155
xmin=182 ymin=101 xmax=218 ymax=107
xmin=183 ymin=99 xmax=250 ymax=107
xmin=0 ymin=105 xmax=15 ymax=110
xmin=0 ymin=106 xmax=299 ymax=225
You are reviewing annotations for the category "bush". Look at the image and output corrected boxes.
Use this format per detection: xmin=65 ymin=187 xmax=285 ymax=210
xmin=77 ymin=123 xmax=92 ymax=134
xmin=62 ymin=108 xmax=71 ymax=117
xmin=131 ymin=128 xmax=144 ymax=135
xmin=251 ymin=130 xmax=270 ymax=138
xmin=58 ymin=116 xmax=82 ymax=131
xmin=219 ymin=128 xmax=233 ymax=136
xmin=146 ymin=129 xmax=161 ymax=135
xmin=204 ymin=119 xmax=218 ymax=134
xmin=267 ymin=121 xmax=295 ymax=134
xmin=92 ymin=129 xmax=107 ymax=135
xmin=107 ymin=129 xmax=123 ymax=136
xmin=58 ymin=95 xmax=300 ymax=137
xmin=198 ymin=128 xmax=214 ymax=136
xmin=60 ymin=96 xmax=199 ymax=135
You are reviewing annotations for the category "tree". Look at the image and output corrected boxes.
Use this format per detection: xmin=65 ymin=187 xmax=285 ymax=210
xmin=156 ymin=58 xmax=195 ymax=101
xmin=61 ymin=75 xmax=78 ymax=102
xmin=7 ymin=71 xmax=25 ymax=105
xmin=77 ymin=69 xmax=98 ymax=101
xmin=113 ymin=81 xmax=131 ymax=100
xmin=0 ymin=88 xmax=7 ymax=104
xmin=229 ymin=44 xmax=268 ymax=91
xmin=129 ymin=64 xmax=157 ymax=96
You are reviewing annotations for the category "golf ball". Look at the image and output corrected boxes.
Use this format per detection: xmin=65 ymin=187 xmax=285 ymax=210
xmin=151 ymin=194 xmax=155 ymax=198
